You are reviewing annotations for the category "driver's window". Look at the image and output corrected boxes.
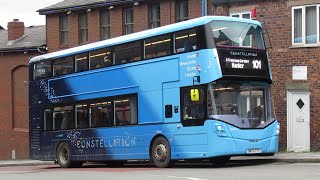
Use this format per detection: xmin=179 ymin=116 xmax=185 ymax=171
xmin=181 ymin=86 xmax=206 ymax=126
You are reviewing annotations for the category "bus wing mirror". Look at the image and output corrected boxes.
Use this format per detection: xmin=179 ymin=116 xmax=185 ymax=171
xmin=190 ymin=89 xmax=200 ymax=102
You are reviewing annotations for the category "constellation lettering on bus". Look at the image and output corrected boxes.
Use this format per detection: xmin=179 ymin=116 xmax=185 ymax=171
xmin=76 ymin=137 xmax=136 ymax=149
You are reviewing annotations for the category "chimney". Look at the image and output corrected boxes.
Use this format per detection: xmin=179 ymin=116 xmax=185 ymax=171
xmin=7 ymin=19 xmax=25 ymax=41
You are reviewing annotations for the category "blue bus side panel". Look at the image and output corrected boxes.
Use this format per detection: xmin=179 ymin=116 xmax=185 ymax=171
xmin=49 ymin=125 xmax=176 ymax=161
xmin=47 ymin=58 xmax=180 ymax=125
xmin=178 ymin=50 xmax=222 ymax=86
xmin=48 ymin=58 xmax=179 ymax=100
xmin=139 ymin=90 xmax=163 ymax=124
xmin=162 ymin=87 xmax=181 ymax=123
xmin=172 ymin=125 xmax=208 ymax=159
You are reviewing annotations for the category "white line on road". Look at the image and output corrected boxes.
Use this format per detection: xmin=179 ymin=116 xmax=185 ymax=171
xmin=142 ymin=174 xmax=208 ymax=180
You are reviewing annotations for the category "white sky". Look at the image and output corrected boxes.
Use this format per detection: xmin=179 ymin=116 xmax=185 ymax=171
xmin=0 ymin=0 xmax=63 ymax=28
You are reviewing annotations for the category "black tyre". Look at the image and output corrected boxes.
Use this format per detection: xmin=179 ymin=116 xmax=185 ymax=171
xmin=105 ymin=160 xmax=126 ymax=167
xmin=57 ymin=142 xmax=81 ymax=168
xmin=151 ymin=136 xmax=172 ymax=168
xmin=71 ymin=161 xmax=84 ymax=168
xmin=210 ymin=156 xmax=230 ymax=166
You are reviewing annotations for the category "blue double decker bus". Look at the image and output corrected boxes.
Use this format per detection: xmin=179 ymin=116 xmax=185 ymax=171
xmin=29 ymin=16 xmax=279 ymax=168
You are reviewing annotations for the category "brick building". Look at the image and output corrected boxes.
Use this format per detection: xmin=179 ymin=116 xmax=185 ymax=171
xmin=38 ymin=0 xmax=205 ymax=53
xmin=0 ymin=20 xmax=46 ymax=159
xmin=31 ymin=0 xmax=320 ymax=153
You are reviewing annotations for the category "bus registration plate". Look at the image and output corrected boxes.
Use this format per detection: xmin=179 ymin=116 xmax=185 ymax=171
xmin=247 ymin=148 xmax=262 ymax=154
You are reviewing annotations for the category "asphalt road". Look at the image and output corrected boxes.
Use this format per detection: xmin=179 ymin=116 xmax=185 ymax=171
xmin=0 ymin=160 xmax=319 ymax=180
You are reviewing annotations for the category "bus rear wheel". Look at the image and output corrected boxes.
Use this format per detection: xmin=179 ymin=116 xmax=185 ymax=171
xmin=151 ymin=136 xmax=172 ymax=168
xmin=57 ymin=142 xmax=82 ymax=168
xmin=105 ymin=160 xmax=126 ymax=167
xmin=210 ymin=156 xmax=230 ymax=166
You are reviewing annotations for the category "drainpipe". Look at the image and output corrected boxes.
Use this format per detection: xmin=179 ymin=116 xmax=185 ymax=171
xmin=202 ymin=0 xmax=207 ymax=16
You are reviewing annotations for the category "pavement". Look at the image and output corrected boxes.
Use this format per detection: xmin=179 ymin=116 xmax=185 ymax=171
xmin=1 ymin=152 xmax=320 ymax=167
xmin=232 ymin=152 xmax=320 ymax=163
xmin=0 ymin=159 xmax=55 ymax=167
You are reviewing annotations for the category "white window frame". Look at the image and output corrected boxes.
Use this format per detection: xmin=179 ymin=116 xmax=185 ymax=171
xmin=176 ymin=0 xmax=189 ymax=22
xmin=59 ymin=15 xmax=68 ymax=45
xmin=100 ymin=9 xmax=111 ymax=40
xmin=78 ymin=12 xmax=88 ymax=44
xmin=124 ymin=7 xmax=134 ymax=35
xmin=149 ymin=3 xmax=160 ymax=28
xmin=230 ymin=12 xmax=251 ymax=19
xmin=292 ymin=5 xmax=320 ymax=46
xmin=230 ymin=12 xmax=252 ymax=47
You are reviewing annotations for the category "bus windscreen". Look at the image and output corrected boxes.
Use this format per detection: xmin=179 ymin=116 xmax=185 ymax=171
xmin=207 ymin=81 xmax=275 ymax=129
xmin=211 ymin=20 xmax=265 ymax=50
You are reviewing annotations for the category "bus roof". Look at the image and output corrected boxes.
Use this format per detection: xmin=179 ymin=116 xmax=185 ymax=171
xmin=29 ymin=16 xmax=262 ymax=64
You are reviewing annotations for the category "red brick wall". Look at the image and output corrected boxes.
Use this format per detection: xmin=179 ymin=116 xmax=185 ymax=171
xmin=211 ymin=4 xmax=229 ymax=16
xmin=46 ymin=15 xmax=60 ymax=52
xmin=69 ymin=13 xmax=79 ymax=46
xmin=88 ymin=8 xmax=101 ymax=43
xmin=189 ymin=0 xmax=202 ymax=18
xmin=161 ymin=1 xmax=172 ymax=26
xmin=134 ymin=3 xmax=148 ymax=32
xmin=0 ymin=52 xmax=40 ymax=159
xmin=0 ymin=53 xmax=19 ymax=159
xmin=110 ymin=6 xmax=123 ymax=38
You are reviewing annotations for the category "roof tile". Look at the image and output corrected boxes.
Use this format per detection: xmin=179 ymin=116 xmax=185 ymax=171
xmin=38 ymin=0 xmax=135 ymax=13
xmin=0 ymin=26 xmax=46 ymax=51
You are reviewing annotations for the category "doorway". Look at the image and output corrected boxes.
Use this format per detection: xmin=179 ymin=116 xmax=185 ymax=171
xmin=287 ymin=90 xmax=310 ymax=152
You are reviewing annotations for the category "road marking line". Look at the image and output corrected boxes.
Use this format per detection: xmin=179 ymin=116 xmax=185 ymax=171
xmin=143 ymin=174 xmax=208 ymax=180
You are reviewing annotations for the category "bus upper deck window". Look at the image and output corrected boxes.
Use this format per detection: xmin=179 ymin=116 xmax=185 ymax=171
xmin=144 ymin=34 xmax=172 ymax=59
xmin=89 ymin=48 xmax=113 ymax=70
xmin=114 ymin=41 xmax=141 ymax=65
xmin=53 ymin=56 xmax=74 ymax=76
xmin=75 ymin=53 xmax=89 ymax=72
xmin=175 ymin=29 xmax=198 ymax=53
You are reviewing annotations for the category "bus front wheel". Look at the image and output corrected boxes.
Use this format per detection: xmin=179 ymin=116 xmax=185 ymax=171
xmin=151 ymin=136 xmax=172 ymax=168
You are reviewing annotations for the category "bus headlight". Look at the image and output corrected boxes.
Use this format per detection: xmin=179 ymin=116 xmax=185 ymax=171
xmin=276 ymin=123 xmax=280 ymax=135
xmin=213 ymin=124 xmax=229 ymax=137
